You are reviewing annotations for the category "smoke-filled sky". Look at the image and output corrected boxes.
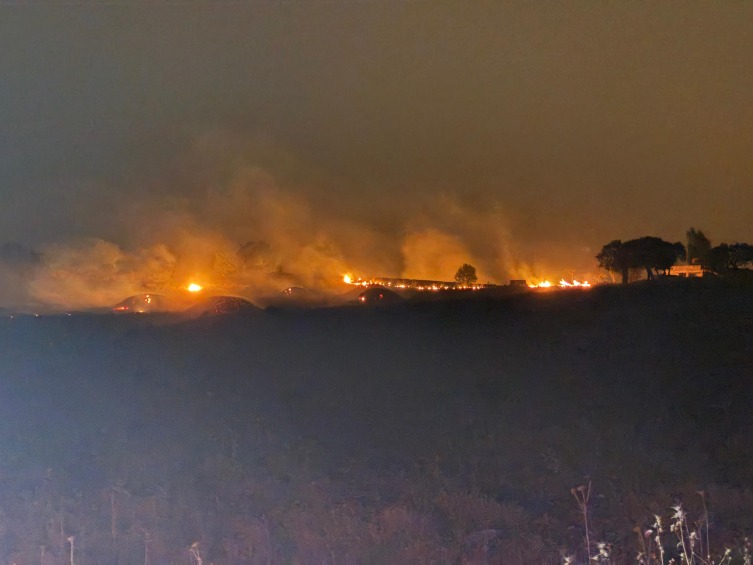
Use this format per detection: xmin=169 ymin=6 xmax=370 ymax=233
xmin=1 ymin=3 xmax=752 ymax=309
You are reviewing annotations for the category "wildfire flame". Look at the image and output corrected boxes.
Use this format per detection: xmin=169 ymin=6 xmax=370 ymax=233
xmin=528 ymin=279 xmax=591 ymax=289
xmin=344 ymin=272 xmax=588 ymax=291
xmin=343 ymin=274 xmax=371 ymax=286
xmin=559 ymin=279 xmax=591 ymax=287
xmin=342 ymin=273 xmax=482 ymax=291
xmin=186 ymin=283 xmax=203 ymax=292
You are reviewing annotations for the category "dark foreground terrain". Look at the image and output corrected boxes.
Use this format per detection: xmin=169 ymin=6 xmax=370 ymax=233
xmin=0 ymin=280 xmax=752 ymax=564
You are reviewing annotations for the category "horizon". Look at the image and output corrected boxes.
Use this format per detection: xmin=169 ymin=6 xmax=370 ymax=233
xmin=1 ymin=4 xmax=752 ymax=310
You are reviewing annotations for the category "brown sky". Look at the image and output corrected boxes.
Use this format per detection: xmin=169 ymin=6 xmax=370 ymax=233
xmin=1 ymin=2 xmax=752 ymax=298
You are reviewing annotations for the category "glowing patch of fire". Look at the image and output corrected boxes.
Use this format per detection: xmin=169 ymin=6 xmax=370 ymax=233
xmin=528 ymin=279 xmax=591 ymax=288
xmin=343 ymin=274 xmax=484 ymax=291
xmin=559 ymin=279 xmax=591 ymax=287
xmin=187 ymin=283 xmax=203 ymax=292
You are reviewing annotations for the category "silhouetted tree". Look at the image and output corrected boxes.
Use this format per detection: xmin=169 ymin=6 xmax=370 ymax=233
xmin=596 ymin=240 xmax=631 ymax=284
xmin=731 ymin=243 xmax=753 ymax=269
xmin=705 ymin=244 xmax=731 ymax=274
xmin=686 ymin=228 xmax=711 ymax=265
xmin=631 ymin=237 xmax=685 ymax=278
xmin=454 ymin=263 xmax=478 ymax=286
xmin=704 ymin=243 xmax=753 ymax=274
xmin=597 ymin=237 xmax=685 ymax=283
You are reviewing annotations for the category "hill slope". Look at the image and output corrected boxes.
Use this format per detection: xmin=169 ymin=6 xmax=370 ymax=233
xmin=0 ymin=280 xmax=751 ymax=563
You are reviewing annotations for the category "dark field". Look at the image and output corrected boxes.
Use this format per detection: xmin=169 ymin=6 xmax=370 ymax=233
xmin=1 ymin=280 xmax=752 ymax=564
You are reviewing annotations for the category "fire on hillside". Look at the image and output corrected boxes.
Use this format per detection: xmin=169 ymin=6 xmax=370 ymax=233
xmin=528 ymin=279 xmax=591 ymax=289
xmin=344 ymin=274 xmax=592 ymax=291
xmin=343 ymin=274 xmax=488 ymax=291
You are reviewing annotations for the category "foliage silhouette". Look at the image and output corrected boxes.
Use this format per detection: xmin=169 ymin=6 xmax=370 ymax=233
xmin=704 ymin=242 xmax=753 ymax=274
xmin=597 ymin=236 xmax=685 ymax=283
xmin=454 ymin=263 xmax=478 ymax=286
xmin=686 ymin=227 xmax=711 ymax=265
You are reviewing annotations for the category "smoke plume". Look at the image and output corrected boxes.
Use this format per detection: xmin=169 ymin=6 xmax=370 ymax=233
xmin=0 ymin=132 xmax=584 ymax=312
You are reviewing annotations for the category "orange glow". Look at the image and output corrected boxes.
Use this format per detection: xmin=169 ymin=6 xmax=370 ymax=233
xmin=559 ymin=279 xmax=591 ymax=287
xmin=529 ymin=279 xmax=590 ymax=289
xmin=187 ymin=283 xmax=203 ymax=292
xmin=343 ymin=274 xmax=370 ymax=286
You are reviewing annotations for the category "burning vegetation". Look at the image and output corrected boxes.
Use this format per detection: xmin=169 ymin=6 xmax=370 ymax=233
xmin=344 ymin=273 xmax=592 ymax=293
xmin=14 ymin=184 xmax=744 ymax=317
xmin=342 ymin=274 xmax=487 ymax=291
xmin=528 ymin=279 xmax=591 ymax=289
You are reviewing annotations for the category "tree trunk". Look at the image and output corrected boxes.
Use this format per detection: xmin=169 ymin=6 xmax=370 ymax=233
xmin=621 ymin=268 xmax=629 ymax=284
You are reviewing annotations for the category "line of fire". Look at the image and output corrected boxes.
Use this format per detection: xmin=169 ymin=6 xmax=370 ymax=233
xmin=108 ymin=273 xmax=594 ymax=316
xmin=342 ymin=274 xmax=591 ymax=290
xmin=13 ymin=256 xmax=716 ymax=318
xmin=342 ymin=275 xmax=487 ymax=291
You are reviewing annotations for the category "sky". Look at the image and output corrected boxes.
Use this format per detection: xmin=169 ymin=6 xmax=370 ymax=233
xmin=1 ymin=2 xmax=752 ymax=308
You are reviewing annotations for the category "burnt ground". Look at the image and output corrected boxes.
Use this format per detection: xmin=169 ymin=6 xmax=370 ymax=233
xmin=0 ymin=278 xmax=752 ymax=564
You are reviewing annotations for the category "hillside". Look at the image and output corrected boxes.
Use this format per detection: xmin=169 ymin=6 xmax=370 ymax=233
xmin=0 ymin=279 xmax=751 ymax=564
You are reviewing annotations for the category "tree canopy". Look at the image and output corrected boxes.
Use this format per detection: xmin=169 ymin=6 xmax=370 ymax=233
xmin=704 ymin=243 xmax=753 ymax=274
xmin=454 ymin=263 xmax=478 ymax=286
xmin=596 ymin=240 xmax=632 ymax=284
xmin=597 ymin=237 xmax=685 ymax=283
xmin=686 ymin=227 xmax=711 ymax=265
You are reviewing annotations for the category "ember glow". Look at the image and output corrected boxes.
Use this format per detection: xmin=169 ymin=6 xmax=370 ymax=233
xmin=528 ymin=279 xmax=591 ymax=289
xmin=187 ymin=283 xmax=203 ymax=293
xmin=342 ymin=274 xmax=485 ymax=291
xmin=559 ymin=279 xmax=591 ymax=287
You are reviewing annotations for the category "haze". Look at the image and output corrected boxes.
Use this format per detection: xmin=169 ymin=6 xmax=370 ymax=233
xmin=1 ymin=3 xmax=752 ymax=309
